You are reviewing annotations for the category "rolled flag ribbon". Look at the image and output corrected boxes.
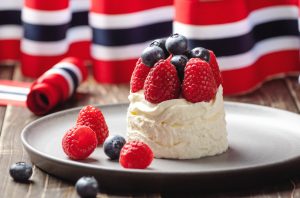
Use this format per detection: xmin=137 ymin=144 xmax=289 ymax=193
xmin=26 ymin=57 xmax=88 ymax=115
xmin=90 ymin=0 xmax=173 ymax=83
xmin=21 ymin=0 xmax=70 ymax=77
xmin=174 ymin=0 xmax=300 ymax=95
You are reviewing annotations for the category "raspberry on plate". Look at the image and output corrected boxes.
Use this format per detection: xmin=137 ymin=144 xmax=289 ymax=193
xmin=144 ymin=59 xmax=180 ymax=103
xmin=77 ymin=105 xmax=109 ymax=145
xmin=130 ymin=58 xmax=151 ymax=93
xmin=119 ymin=141 xmax=154 ymax=169
xmin=182 ymin=58 xmax=217 ymax=103
xmin=62 ymin=125 xmax=97 ymax=160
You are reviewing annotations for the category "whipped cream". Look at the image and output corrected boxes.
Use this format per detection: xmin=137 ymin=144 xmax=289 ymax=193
xmin=127 ymin=86 xmax=228 ymax=159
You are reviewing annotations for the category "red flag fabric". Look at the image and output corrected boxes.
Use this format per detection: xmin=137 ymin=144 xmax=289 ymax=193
xmin=0 ymin=0 xmax=299 ymax=95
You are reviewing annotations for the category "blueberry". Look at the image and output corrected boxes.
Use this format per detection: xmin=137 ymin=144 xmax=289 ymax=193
xmin=103 ymin=135 xmax=126 ymax=160
xmin=183 ymin=50 xmax=192 ymax=59
xmin=141 ymin=46 xmax=165 ymax=67
xmin=190 ymin=47 xmax=210 ymax=62
xmin=165 ymin=33 xmax=188 ymax=55
xmin=75 ymin=176 xmax=98 ymax=198
xmin=171 ymin=55 xmax=188 ymax=81
xmin=9 ymin=162 xmax=33 ymax=182
xmin=150 ymin=38 xmax=169 ymax=57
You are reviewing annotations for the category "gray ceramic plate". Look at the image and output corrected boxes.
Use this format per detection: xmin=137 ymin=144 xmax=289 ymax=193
xmin=21 ymin=102 xmax=300 ymax=192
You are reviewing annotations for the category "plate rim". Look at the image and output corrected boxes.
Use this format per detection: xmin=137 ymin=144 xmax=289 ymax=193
xmin=21 ymin=101 xmax=300 ymax=176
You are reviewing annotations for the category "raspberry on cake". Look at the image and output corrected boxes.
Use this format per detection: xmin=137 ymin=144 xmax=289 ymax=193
xmin=127 ymin=33 xmax=228 ymax=159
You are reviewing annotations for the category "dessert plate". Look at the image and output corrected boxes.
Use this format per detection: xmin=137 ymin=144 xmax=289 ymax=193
xmin=21 ymin=102 xmax=300 ymax=192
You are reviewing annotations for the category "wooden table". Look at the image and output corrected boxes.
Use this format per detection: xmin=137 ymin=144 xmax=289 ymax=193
xmin=1 ymin=64 xmax=300 ymax=198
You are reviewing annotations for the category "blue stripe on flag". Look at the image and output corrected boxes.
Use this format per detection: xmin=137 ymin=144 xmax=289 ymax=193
xmin=0 ymin=10 xmax=21 ymax=25
xmin=92 ymin=21 xmax=172 ymax=46
xmin=70 ymin=11 xmax=88 ymax=27
xmin=188 ymin=20 xmax=299 ymax=56
xmin=23 ymin=22 xmax=68 ymax=41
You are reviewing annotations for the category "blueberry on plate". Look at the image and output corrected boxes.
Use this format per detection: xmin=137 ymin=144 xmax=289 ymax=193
xmin=165 ymin=33 xmax=188 ymax=55
xmin=150 ymin=38 xmax=169 ymax=57
xmin=190 ymin=47 xmax=210 ymax=62
xmin=75 ymin=176 xmax=98 ymax=198
xmin=9 ymin=162 xmax=33 ymax=182
xmin=171 ymin=55 xmax=188 ymax=81
xmin=141 ymin=46 xmax=165 ymax=67
xmin=103 ymin=135 xmax=126 ymax=160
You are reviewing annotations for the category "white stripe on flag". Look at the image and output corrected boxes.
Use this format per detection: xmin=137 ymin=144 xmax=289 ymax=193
xmin=67 ymin=26 xmax=91 ymax=43
xmin=218 ymin=36 xmax=300 ymax=71
xmin=0 ymin=93 xmax=27 ymax=101
xmin=174 ymin=5 xmax=298 ymax=40
xmin=70 ymin=0 xmax=90 ymax=12
xmin=89 ymin=6 xmax=174 ymax=29
xmin=44 ymin=69 xmax=74 ymax=97
xmin=54 ymin=62 xmax=83 ymax=83
xmin=0 ymin=25 xmax=22 ymax=39
xmin=21 ymin=39 xmax=68 ymax=56
xmin=0 ymin=85 xmax=30 ymax=95
xmin=22 ymin=7 xmax=71 ymax=25
xmin=92 ymin=41 xmax=152 ymax=61
xmin=0 ymin=0 xmax=22 ymax=10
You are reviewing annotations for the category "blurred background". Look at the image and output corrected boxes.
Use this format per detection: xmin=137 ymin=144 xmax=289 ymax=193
xmin=0 ymin=0 xmax=299 ymax=95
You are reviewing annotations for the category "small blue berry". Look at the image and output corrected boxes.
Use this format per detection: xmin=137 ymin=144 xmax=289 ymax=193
xmin=165 ymin=33 xmax=188 ymax=55
xmin=75 ymin=176 xmax=98 ymax=198
xmin=171 ymin=55 xmax=188 ymax=81
xmin=141 ymin=46 xmax=165 ymax=67
xmin=150 ymin=38 xmax=169 ymax=57
xmin=9 ymin=162 xmax=33 ymax=182
xmin=190 ymin=47 xmax=210 ymax=62
xmin=103 ymin=135 xmax=126 ymax=160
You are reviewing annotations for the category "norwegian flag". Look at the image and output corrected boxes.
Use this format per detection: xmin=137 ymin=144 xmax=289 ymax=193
xmin=0 ymin=0 xmax=22 ymax=62
xmin=0 ymin=0 xmax=299 ymax=96
xmin=90 ymin=0 xmax=173 ymax=83
xmin=174 ymin=0 xmax=300 ymax=95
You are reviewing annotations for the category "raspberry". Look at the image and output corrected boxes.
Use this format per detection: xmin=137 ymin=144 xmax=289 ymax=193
xmin=119 ymin=141 xmax=154 ymax=169
xmin=209 ymin=50 xmax=222 ymax=87
xmin=76 ymin=105 xmax=109 ymax=145
xmin=182 ymin=58 xmax=217 ymax=103
xmin=144 ymin=59 xmax=180 ymax=103
xmin=130 ymin=58 xmax=151 ymax=93
xmin=62 ymin=126 xmax=97 ymax=160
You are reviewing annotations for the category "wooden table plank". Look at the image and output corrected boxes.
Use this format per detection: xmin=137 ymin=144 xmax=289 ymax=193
xmin=1 ymin=65 xmax=300 ymax=197
xmin=0 ymin=65 xmax=14 ymax=136
xmin=225 ymin=78 xmax=298 ymax=113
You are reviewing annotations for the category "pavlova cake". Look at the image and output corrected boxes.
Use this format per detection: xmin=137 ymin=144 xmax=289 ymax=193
xmin=127 ymin=34 xmax=228 ymax=159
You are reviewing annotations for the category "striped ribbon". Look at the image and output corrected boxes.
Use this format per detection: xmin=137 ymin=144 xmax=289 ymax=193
xmin=90 ymin=0 xmax=173 ymax=83
xmin=174 ymin=0 xmax=300 ymax=94
xmin=0 ymin=0 xmax=22 ymax=62
xmin=0 ymin=58 xmax=87 ymax=115
xmin=0 ymin=0 xmax=300 ymax=95
xmin=0 ymin=80 xmax=30 ymax=106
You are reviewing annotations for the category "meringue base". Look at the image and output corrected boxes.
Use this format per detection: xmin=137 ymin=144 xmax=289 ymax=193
xmin=127 ymin=86 xmax=228 ymax=159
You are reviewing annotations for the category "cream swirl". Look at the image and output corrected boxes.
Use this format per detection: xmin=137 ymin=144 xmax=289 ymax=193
xmin=127 ymin=86 xmax=228 ymax=159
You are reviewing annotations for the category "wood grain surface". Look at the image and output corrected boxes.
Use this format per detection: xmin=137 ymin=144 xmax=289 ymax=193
xmin=1 ymin=64 xmax=300 ymax=198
